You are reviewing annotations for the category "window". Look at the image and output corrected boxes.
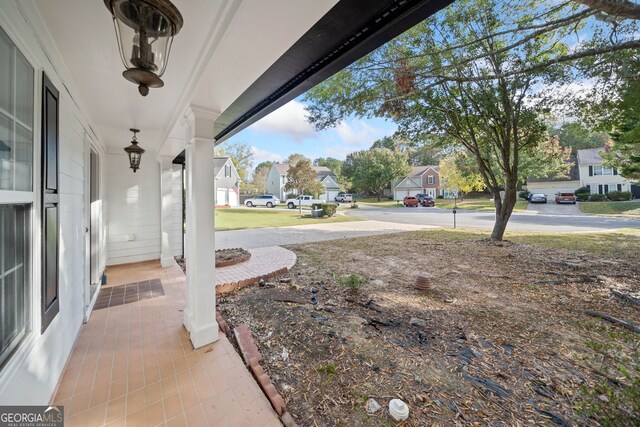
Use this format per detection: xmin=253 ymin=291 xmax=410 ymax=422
xmin=0 ymin=26 xmax=34 ymax=367
xmin=593 ymin=165 xmax=613 ymax=176
xmin=427 ymin=175 xmax=434 ymax=184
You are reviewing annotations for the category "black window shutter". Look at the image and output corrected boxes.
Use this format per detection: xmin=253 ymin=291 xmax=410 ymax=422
xmin=613 ymin=168 xmax=618 ymax=175
xmin=599 ymin=184 xmax=603 ymax=195
xmin=41 ymin=73 xmax=60 ymax=333
xmin=618 ymin=184 xmax=622 ymax=191
xmin=589 ymin=166 xmax=593 ymax=176
xmin=586 ymin=185 xmax=591 ymax=192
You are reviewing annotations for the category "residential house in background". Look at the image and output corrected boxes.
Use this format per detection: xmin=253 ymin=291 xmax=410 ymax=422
xmin=267 ymin=163 xmax=341 ymax=201
xmin=214 ymin=157 xmax=240 ymax=207
xmin=526 ymin=161 xmax=580 ymax=196
xmin=392 ymin=166 xmax=457 ymax=200
xmin=526 ymin=148 xmax=638 ymax=197
xmin=577 ymin=148 xmax=638 ymax=197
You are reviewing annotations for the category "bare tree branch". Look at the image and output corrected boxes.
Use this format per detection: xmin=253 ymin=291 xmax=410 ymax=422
xmin=574 ymin=0 xmax=640 ymax=20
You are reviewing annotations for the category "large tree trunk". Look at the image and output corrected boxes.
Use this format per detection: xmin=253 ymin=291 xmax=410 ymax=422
xmin=490 ymin=186 xmax=517 ymax=240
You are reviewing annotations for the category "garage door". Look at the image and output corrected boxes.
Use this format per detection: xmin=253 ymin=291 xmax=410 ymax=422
xmin=228 ymin=191 xmax=239 ymax=207
xmin=327 ymin=190 xmax=340 ymax=201
xmin=216 ymin=189 xmax=227 ymax=205
xmin=395 ymin=189 xmax=420 ymax=200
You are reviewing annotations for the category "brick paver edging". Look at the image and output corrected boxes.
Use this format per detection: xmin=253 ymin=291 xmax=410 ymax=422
xmin=234 ymin=324 xmax=300 ymax=427
xmin=215 ymin=248 xmax=251 ymax=268
xmin=216 ymin=267 xmax=289 ymax=294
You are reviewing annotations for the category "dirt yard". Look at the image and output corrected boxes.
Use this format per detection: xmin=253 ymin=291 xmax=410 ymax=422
xmin=218 ymin=230 xmax=640 ymax=426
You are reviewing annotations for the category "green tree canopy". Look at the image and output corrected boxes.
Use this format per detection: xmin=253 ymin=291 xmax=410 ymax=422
xmin=284 ymin=159 xmax=324 ymax=213
xmin=549 ymin=122 xmax=609 ymax=155
xmin=342 ymin=148 xmax=411 ymax=200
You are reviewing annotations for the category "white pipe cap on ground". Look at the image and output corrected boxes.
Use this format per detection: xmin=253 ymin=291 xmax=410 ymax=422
xmin=389 ymin=399 xmax=409 ymax=421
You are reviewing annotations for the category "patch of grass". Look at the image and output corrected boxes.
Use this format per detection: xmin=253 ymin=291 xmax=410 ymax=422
xmin=215 ymin=208 xmax=361 ymax=231
xmin=357 ymin=198 xmax=403 ymax=208
xmin=578 ymin=364 xmax=640 ymax=425
xmin=338 ymin=273 xmax=368 ymax=292
xmin=412 ymin=228 xmax=640 ymax=258
xmin=579 ymin=201 xmax=640 ymax=217
xmin=317 ymin=363 xmax=337 ymax=380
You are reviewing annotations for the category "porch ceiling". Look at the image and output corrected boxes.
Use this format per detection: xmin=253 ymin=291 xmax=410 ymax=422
xmin=32 ymin=0 xmax=338 ymax=156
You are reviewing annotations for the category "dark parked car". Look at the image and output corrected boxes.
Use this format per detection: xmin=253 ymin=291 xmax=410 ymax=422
xmin=403 ymin=196 xmax=419 ymax=207
xmin=420 ymin=197 xmax=435 ymax=207
xmin=529 ymin=193 xmax=547 ymax=204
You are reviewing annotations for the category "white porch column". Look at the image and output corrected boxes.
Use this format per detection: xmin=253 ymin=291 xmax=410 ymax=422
xmin=160 ymin=156 xmax=177 ymax=268
xmin=182 ymin=106 xmax=219 ymax=348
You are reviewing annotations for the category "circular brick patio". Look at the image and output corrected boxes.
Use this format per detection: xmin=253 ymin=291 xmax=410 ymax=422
xmin=215 ymin=246 xmax=296 ymax=294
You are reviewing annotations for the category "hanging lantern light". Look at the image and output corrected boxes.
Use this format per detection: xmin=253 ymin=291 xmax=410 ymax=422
xmin=124 ymin=129 xmax=145 ymax=172
xmin=104 ymin=0 xmax=183 ymax=96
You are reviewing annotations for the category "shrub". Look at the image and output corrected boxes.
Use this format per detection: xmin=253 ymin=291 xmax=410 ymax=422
xmin=575 ymin=186 xmax=590 ymax=195
xmin=338 ymin=274 xmax=367 ymax=292
xmin=590 ymin=194 xmax=606 ymax=202
xmin=576 ymin=193 xmax=590 ymax=201
xmin=606 ymin=191 xmax=632 ymax=201
xmin=320 ymin=203 xmax=337 ymax=217
xmin=311 ymin=203 xmax=322 ymax=210
xmin=286 ymin=193 xmax=297 ymax=199
xmin=519 ymin=190 xmax=530 ymax=200
xmin=437 ymin=195 xmax=444 ymax=199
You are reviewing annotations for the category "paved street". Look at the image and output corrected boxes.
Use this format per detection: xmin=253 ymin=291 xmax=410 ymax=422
xmin=346 ymin=205 xmax=640 ymax=233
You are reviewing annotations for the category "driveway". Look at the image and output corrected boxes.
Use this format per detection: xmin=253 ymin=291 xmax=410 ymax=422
xmin=526 ymin=201 xmax=582 ymax=215
xmin=216 ymin=219 xmax=436 ymax=249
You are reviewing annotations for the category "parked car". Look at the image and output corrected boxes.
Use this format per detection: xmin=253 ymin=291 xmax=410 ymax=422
xmin=555 ymin=192 xmax=577 ymax=204
xmin=285 ymin=195 xmax=326 ymax=209
xmin=529 ymin=193 xmax=547 ymax=204
xmin=403 ymin=196 xmax=419 ymax=207
xmin=334 ymin=193 xmax=353 ymax=203
xmin=245 ymin=194 xmax=280 ymax=208
xmin=420 ymin=197 xmax=435 ymax=207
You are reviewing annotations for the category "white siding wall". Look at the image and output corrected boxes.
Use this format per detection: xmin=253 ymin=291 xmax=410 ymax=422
xmin=0 ymin=3 xmax=106 ymax=405
xmin=579 ymin=164 xmax=631 ymax=191
xmin=171 ymin=164 xmax=183 ymax=257
xmin=266 ymin=166 xmax=282 ymax=197
xmin=105 ymin=151 xmax=161 ymax=265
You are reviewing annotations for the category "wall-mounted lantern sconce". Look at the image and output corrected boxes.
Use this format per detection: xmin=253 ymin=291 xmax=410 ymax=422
xmin=124 ymin=128 xmax=145 ymax=172
xmin=104 ymin=0 xmax=183 ymax=96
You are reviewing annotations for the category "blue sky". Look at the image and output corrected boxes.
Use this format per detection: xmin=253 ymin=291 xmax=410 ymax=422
xmin=224 ymin=99 xmax=397 ymax=169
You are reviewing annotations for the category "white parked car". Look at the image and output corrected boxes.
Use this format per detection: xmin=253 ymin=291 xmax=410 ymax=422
xmin=334 ymin=193 xmax=353 ymax=203
xmin=245 ymin=194 xmax=280 ymax=208
xmin=285 ymin=195 xmax=326 ymax=209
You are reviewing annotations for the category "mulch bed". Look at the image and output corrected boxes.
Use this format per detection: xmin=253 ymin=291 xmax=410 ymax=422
xmin=218 ymin=232 xmax=640 ymax=426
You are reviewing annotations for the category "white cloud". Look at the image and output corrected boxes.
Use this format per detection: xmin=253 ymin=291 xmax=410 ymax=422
xmin=250 ymin=145 xmax=283 ymax=166
xmin=335 ymin=121 xmax=385 ymax=147
xmin=251 ymin=100 xmax=316 ymax=141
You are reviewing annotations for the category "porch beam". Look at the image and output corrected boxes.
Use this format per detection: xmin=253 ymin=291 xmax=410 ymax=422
xmin=182 ymin=106 xmax=219 ymax=348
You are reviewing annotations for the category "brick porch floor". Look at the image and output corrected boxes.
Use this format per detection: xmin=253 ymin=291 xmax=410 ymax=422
xmin=52 ymin=261 xmax=281 ymax=427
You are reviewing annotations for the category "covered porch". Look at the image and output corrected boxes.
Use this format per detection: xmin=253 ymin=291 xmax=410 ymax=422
xmin=52 ymin=261 xmax=279 ymax=426
xmin=0 ymin=0 xmax=452 ymax=420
